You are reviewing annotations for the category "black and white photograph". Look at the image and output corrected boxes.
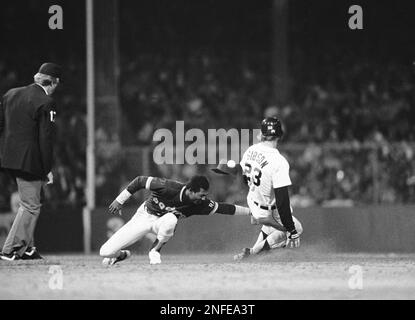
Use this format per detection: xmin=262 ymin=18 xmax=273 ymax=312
xmin=1 ymin=0 xmax=415 ymax=306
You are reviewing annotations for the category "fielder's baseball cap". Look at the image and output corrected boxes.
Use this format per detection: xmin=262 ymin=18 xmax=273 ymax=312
xmin=38 ymin=62 xmax=62 ymax=80
xmin=211 ymin=159 xmax=241 ymax=176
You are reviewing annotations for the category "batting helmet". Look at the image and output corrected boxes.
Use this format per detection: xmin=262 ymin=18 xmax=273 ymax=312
xmin=261 ymin=117 xmax=283 ymax=137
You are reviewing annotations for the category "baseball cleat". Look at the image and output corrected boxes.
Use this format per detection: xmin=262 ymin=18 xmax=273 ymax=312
xmin=233 ymin=248 xmax=251 ymax=261
xmin=102 ymin=250 xmax=131 ymax=267
xmin=0 ymin=252 xmax=20 ymax=261
xmin=148 ymin=249 xmax=161 ymax=265
xmin=22 ymin=247 xmax=43 ymax=260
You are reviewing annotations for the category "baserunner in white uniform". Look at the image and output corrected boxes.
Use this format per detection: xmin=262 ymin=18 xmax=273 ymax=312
xmin=235 ymin=117 xmax=303 ymax=260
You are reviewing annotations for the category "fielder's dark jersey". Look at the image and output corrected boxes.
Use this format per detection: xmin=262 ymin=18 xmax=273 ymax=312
xmin=126 ymin=176 xmax=219 ymax=218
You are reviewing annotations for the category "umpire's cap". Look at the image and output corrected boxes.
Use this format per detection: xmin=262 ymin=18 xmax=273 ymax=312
xmin=211 ymin=159 xmax=241 ymax=176
xmin=261 ymin=117 xmax=283 ymax=137
xmin=38 ymin=62 xmax=62 ymax=79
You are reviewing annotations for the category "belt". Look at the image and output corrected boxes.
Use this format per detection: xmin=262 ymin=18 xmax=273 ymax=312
xmin=253 ymin=201 xmax=276 ymax=211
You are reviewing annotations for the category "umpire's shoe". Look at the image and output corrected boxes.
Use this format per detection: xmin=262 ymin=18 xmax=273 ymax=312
xmin=22 ymin=247 xmax=43 ymax=260
xmin=102 ymin=250 xmax=131 ymax=267
xmin=0 ymin=252 xmax=20 ymax=261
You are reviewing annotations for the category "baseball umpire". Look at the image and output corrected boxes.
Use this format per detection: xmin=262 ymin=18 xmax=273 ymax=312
xmin=0 ymin=62 xmax=61 ymax=261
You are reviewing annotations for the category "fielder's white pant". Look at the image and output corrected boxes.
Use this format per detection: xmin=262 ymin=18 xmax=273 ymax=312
xmin=99 ymin=203 xmax=178 ymax=257
xmin=247 ymin=197 xmax=303 ymax=249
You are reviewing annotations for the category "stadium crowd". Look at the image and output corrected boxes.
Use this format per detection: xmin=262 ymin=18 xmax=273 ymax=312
xmin=1 ymin=1 xmax=415 ymax=212
xmin=118 ymin=46 xmax=415 ymax=207
xmin=2 ymin=47 xmax=415 ymax=210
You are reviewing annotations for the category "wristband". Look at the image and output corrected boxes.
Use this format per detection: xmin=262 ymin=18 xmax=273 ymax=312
xmin=145 ymin=177 xmax=153 ymax=190
xmin=115 ymin=189 xmax=132 ymax=205
xmin=289 ymin=230 xmax=299 ymax=239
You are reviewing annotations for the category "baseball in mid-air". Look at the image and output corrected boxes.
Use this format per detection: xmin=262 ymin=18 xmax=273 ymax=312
xmin=227 ymin=160 xmax=236 ymax=168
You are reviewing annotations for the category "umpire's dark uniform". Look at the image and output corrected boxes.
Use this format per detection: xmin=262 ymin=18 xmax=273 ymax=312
xmin=0 ymin=63 xmax=61 ymax=260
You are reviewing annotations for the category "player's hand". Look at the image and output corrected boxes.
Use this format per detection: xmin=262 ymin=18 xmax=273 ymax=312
xmin=46 ymin=172 xmax=54 ymax=185
xmin=286 ymin=230 xmax=300 ymax=248
xmin=109 ymin=200 xmax=123 ymax=216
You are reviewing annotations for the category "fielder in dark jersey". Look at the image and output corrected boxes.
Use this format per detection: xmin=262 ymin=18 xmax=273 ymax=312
xmin=125 ymin=176 xmax=217 ymax=218
xmin=100 ymin=175 xmax=250 ymax=265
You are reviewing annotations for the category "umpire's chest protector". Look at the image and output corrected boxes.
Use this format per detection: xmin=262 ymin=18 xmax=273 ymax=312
xmin=1 ymin=84 xmax=55 ymax=178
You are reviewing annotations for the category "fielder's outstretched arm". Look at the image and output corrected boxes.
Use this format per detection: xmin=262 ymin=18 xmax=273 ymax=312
xmin=215 ymin=203 xmax=251 ymax=216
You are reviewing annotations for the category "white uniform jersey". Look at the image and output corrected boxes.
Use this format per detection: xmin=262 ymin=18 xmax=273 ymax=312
xmin=240 ymin=142 xmax=291 ymax=207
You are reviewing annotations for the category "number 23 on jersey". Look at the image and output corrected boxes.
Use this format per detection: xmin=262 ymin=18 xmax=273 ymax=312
xmin=244 ymin=163 xmax=262 ymax=191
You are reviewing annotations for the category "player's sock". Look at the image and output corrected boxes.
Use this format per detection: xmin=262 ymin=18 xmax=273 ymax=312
xmin=118 ymin=250 xmax=127 ymax=260
xmin=151 ymin=239 xmax=166 ymax=252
